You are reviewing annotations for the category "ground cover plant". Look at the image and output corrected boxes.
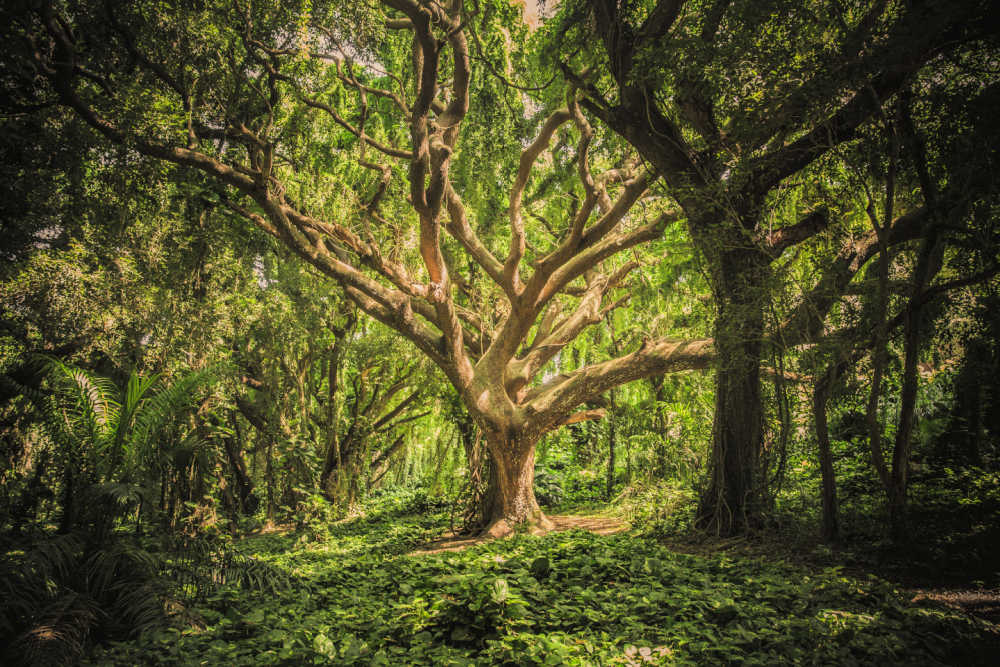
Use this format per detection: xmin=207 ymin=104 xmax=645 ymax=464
xmin=82 ymin=494 xmax=996 ymax=666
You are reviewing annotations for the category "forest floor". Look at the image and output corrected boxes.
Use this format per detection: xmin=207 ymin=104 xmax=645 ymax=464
xmin=659 ymin=531 xmax=1000 ymax=627
xmin=412 ymin=510 xmax=1000 ymax=630
xmin=86 ymin=494 xmax=999 ymax=666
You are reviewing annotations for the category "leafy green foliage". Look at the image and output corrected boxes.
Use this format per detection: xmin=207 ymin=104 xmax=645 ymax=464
xmin=34 ymin=360 xmax=217 ymax=532
xmin=86 ymin=510 xmax=995 ymax=666
xmin=0 ymin=1 xmax=998 ymax=664
xmin=1 ymin=534 xmax=164 ymax=667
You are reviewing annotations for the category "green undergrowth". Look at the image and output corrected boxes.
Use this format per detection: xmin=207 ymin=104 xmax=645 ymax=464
xmin=759 ymin=462 xmax=1000 ymax=588
xmin=84 ymin=508 xmax=998 ymax=666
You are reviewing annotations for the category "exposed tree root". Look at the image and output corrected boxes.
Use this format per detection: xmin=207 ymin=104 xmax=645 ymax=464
xmin=483 ymin=512 xmax=555 ymax=539
xmin=411 ymin=514 xmax=625 ymax=554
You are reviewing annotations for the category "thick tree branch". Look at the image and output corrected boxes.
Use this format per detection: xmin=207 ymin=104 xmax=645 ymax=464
xmin=766 ymin=207 xmax=830 ymax=256
xmin=505 ymin=107 xmax=573 ymax=290
xmin=779 ymin=206 xmax=928 ymax=347
xmin=637 ymin=0 xmax=686 ymax=42
xmin=527 ymin=337 xmax=715 ymax=430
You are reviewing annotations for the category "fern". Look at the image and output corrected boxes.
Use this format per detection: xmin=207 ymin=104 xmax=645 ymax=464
xmin=0 ymin=534 xmax=165 ymax=666
xmin=157 ymin=535 xmax=295 ymax=602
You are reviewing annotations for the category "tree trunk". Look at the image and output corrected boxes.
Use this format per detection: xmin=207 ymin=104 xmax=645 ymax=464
xmin=605 ymin=319 xmax=620 ymax=499
xmin=698 ymin=272 xmax=766 ymax=535
xmin=649 ymin=375 xmax=670 ymax=477
xmin=319 ymin=443 xmax=341 ymax=501
xmin=889 ymin=307 xmax=922 ymax=538
xmin=58 ymin=466 xmax=74 ymax=534
xmin=865 ymin=250 xmax=893 ymax=492
xmin=606 ymin=409 xmax=616 ymax=501
xmin=320 ymin=327 xmax=347 ymax=500
xmin=481 ymin=432 xmax=552 ymax=537
xmin=889 ymin=92 xmax=941 ymax=540
xmin=813 ymin=368 xmax=840 ymax=543
xmin=223 ymin=412 xmax=256 ymax=514
xmin=265 ymin=437 xmax=275 ymax=523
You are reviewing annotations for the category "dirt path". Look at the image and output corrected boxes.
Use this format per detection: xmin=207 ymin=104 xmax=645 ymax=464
xmin=410 ymin=514 xmax=628 ymax=555
xmin=909 ymin=589 xmax=1000 ymax=625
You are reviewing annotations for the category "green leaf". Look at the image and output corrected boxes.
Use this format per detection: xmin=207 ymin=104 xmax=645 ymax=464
xmin=313 ymin=633 xmax=336 ymax=659
xmin=491 ymin=578 xmax=509 ymax=604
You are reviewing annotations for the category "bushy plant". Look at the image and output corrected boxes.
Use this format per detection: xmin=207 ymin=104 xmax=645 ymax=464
xmin=532 ymin=469 xmax=565 ymax=508
xmin=618 ymin=480 xmax=697 ymax=536
xmin=0 ymin=534 xmax=164 ymax=666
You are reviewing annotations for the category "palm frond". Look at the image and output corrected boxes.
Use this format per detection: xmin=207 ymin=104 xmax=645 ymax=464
xmin=90 ymin=481 xmax=147 ymax=511
xmin=159 ymin=535 xmax=295 ymax=601
xmin=8 ymin=591 xmax=99 ymax=667
xmin=131 ymin=367 xmax=217 ymax=468
xmin=1 ymin=534 xmax=167 ymax=666
xmin=110 ymin=371 xmax=162 ymax=472
xmin=40 ymin=358 xmax=119 ymax=459
xmin=22 ymin=533 xmax=84 ymax=583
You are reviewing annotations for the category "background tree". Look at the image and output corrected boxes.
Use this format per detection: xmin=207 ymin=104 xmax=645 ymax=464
xmin=552 ymin=0 xmax=998 ymax=533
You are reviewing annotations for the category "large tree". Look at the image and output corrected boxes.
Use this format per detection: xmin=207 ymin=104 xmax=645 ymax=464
xmin=11 ymin=0 xmax=721 ymax=535
xmin=553 ymin=0 xmax=998 ymax=532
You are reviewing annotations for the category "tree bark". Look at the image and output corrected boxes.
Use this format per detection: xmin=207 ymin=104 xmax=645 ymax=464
xmin=697 ymin=250 xmax=767 ymax=535
xmin=606 ymin=407 xmax=616 ymax=501
xmin=319 ymin=442 xmax=342 ymax=501
xmin=648 ymin=375 xmax=670 ymax=477
xmin=863 ymin=131 xmax=897 ymax=493
xmin=481 ymin=431 xmax=552 ymax=537
xmin=889 ymin=92 xmax=943 ymax=539
xmin=58 ymin=466 xmax=74 ymax=534
xmin=223 ymin=411 xmax=256 ymax=514
xmin=813 ymin=368 xmax=840 ymax=543
xmin=264 ymin=436 xmax=275 ymax=523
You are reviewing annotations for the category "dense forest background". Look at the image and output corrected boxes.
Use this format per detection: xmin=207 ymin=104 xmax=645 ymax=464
xmin=1 ymin=0 xmax=999 ymax=664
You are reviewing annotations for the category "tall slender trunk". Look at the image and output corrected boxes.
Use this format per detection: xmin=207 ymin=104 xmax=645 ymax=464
xmin=605 ymin=319 xmax=620 ymax=499
xmin=265 ymin=437 xmax=275 ymax=522
xmin=813 ymin=367 xmax=840 ymax=543
xmin=889 ymin=234 xmax=939 ymax=537
xmin=889 ymin=92 xmax=942 ymax=539
xmin=865 ymin=342 xmax=892 ymax=492
xmin=159 ymin=469 xmax=167 ymax=514
xmin=768 ymin=339 xmax=791 ymax=500
xmin=864 ymin=183 xmax=894 ymax=493
xmin=320 ymin=329 xmax=348 ymax=501
xmin=606 ymin=406 xmax=616 ymax=501
xmin=482 ymin=431 xmax=551 ymax=537
xmin=166 ymin=471 xmax=178 ymax=529
xmin=58 ymin=467 xmax=74 ymax=534
xmin=649 ymin=376 xmax=670 ymax=477
xmin=223 ymin=412 xmax=255 ymax=514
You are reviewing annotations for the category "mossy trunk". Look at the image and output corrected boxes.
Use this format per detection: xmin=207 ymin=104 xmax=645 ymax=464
xmin=697 ymin=249 xmax=767 ymax=536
